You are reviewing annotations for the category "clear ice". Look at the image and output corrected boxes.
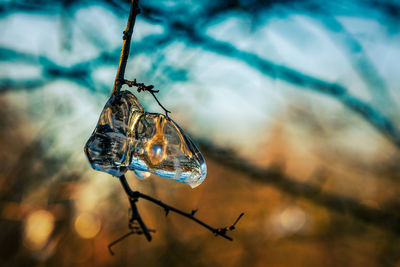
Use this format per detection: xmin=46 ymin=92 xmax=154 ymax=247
xmin=84 ymin=90 xmax=207 ymax=188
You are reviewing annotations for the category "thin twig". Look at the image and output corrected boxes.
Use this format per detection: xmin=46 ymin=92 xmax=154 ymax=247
xmin=108 ymin=231 xmax=135 ymax=256
xmin=111 ymin=0 xmax=140 ymax=96
xmin=112 ymin=175 xmax=243 ymax=254
xmin=109 ymin=0 xmax=171 ymax=114
xmin=108 ymin=222 xmax=156 ymax=255
xmin=123 ymin=78 xmax=171 ymax=116
xmin=118 ymin=174 xmax=152 ymax=241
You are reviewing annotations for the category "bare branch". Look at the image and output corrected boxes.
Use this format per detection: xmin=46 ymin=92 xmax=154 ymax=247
xmin=116 ymin=175 xmax=242 ymax=245
xmin=111 ymin=0 xmax=140 ymax=96
xmin=108 ymin=231 xmax=134 ymax=256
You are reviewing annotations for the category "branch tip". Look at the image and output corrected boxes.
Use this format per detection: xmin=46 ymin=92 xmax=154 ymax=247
xmin=191 ymin=209 xmax=198 ymax=216
xmin=230 ymin=212 xmax=244 ymax=230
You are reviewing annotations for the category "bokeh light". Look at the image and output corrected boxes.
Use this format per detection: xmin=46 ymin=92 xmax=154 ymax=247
xmin=279 ymin=206 xmax=307 ymax=234
xmin=23 ymin=210 xmax=55 ymax=251
xmin=74 ymin=212 xmax=101 ymax=239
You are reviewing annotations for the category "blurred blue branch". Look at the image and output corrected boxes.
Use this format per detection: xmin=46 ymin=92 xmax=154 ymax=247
xmin=159 ymin=19 xmax=400 ymax=148
xmin=309 ymin=5 xmax=394 ymax=112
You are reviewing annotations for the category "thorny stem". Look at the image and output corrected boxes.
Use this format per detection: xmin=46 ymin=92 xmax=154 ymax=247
xmin=108 ymin=175 xmax=243 ymax=255
xmin=111 ymin=0 xmax=170 ymax=116
xmin=122 ymin=78 xmax=171 ymax=116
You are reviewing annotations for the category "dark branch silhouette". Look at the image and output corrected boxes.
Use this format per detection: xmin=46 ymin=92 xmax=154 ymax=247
xmin=111 ymin=175 xmax=243 ymax=252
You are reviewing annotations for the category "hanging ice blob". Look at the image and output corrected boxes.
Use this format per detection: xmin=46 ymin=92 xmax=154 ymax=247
xmin=84 ymin=90 xmax=207 ymax=188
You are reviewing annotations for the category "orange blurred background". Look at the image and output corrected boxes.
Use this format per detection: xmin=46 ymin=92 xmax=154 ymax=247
xmin=0 ymin=0 xmax=400 ymax=266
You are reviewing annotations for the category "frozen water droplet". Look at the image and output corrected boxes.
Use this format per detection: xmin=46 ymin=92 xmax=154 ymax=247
xmin=84 ymin=91 xmax=207 ymax=187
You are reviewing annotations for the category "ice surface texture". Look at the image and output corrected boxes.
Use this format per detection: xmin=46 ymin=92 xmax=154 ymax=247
xmin=84 ymin=90 xmax=207 ymax=188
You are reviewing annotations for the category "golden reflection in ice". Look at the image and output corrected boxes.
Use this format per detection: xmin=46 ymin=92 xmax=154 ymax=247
xmin=146 ymin=118 xmax=167 ymax=165
xmin=24 ymin=209 xmax=55 ymax=250
xmin=74 ymin=212 xmax=101 ymax=239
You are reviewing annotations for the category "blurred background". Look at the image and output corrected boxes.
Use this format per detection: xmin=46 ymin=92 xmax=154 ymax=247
xmin=1 ymin=0 xmax=400 ymax=266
